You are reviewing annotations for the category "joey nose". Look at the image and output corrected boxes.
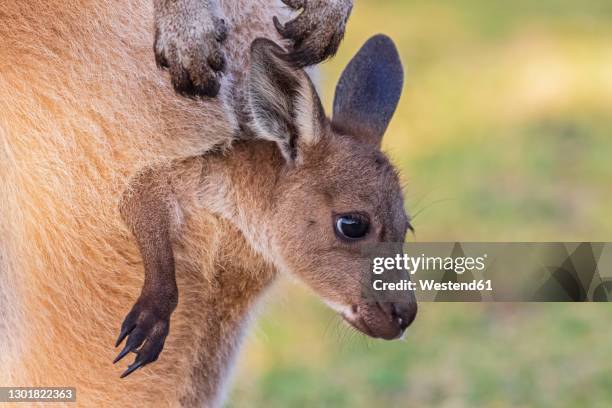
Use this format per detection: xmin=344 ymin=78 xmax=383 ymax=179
xmin=392 ymin=302 xmax=417 ymax=332
xmin=343 ymin=301 xmax=417 ymax=340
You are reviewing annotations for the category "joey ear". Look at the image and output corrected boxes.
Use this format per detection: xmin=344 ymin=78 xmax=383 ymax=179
xmin=332 ymin=34 xmax=404 ymax=148
xmin=248 ymin=38 xmax=326 ymax=163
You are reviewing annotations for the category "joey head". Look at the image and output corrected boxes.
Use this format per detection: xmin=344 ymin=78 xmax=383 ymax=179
xmin=248 ymin=35 xmax=417 ymax=340
xmin=115 ymin=34 xmax=417 ymax=377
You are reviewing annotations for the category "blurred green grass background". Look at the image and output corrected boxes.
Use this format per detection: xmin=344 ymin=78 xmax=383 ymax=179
xmin=229 ymin=1 xmax=612 ymax=406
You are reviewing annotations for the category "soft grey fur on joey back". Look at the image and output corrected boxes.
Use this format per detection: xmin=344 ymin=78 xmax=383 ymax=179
xmin=154 ymin=0 xmax=353 ymax=97
xmin=115 ymin=34 xmax=417 ymax=386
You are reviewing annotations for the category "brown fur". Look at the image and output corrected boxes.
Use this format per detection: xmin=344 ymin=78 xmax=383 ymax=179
xmin=0 ymin=0 xmax=285 ymax=406
xmin=0 ymin=2 xmax=413 ymax=407
xmin=113 ymin=35 xmax=416 ymax=398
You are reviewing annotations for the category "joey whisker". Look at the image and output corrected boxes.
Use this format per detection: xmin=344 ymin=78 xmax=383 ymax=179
xmin=410 ymin=197 xmax=457 ymax=221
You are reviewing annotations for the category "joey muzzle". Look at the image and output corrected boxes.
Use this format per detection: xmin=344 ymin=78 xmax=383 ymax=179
xmin=342 ymin=299 xmax=417 ymax=340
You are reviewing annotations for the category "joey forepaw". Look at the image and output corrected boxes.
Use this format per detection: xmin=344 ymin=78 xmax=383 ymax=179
xmin=275 ymin=0 xmax=352 ymax=67
xmin=114 ymin=294 xmax=176 ymax=378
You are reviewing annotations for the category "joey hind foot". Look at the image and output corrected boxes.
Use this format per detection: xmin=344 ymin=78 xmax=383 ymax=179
xmin=154 ymin=8 xmax=228 ymax=98
xmin=274 ymin=0 xmax=352 ymax=67
xmin=114 ymin=292 xmax=177 ymax=378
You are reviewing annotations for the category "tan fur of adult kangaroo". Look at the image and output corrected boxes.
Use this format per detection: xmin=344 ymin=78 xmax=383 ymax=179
xmin=0 ymin=3 xmax=416 ymax=408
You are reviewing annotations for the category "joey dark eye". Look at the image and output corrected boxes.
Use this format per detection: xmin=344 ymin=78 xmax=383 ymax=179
xmin=334 ymin=214 xmax=370 ymax=240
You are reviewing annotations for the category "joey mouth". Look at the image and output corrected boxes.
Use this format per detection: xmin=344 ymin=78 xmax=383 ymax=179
xmin=341 ymin=302 xmax=417 ymax=340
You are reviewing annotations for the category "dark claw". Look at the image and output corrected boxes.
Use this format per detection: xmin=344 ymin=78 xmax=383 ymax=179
xmin=115 ymin=297 xmax=174 ymax=378
xmin=153 ymin=28 xmax=169 ymax=69
xmin=116 ymin=325 xmax=168 ymax=377
xmin=168 ymin=60 xmax=221 ymax=98
xmin=155 ymin=52 xmax=169 ymax=69
xmin=273 ymin=16 xmax=286 ymax=36
xmin=215 ymin=19 xmax=228 ymax=42
xmin=169 ymin=64 xmax=191 ymax=94
xmin=114 ymin=326 xmax=146 ymax=363
xmin=192 ymin=79 xmax=221 ymax=98
xmin=120 ymin=360 xmax=144 ymax=379
xmin=274 ymin=0 xmax=351 ymax=68
xmin=280 ymin=0 xmax=304 ymax=9
xmin=113 ymin=343 xmax=133 ymax=364
xmin=284 ymin=47 xmax=318 ymax=68
xmin=275 ymin=17 xmax=308 ymax=45
xmin=115 ymin=321 xmax=135 ymax=347
xmin=208 ymin=51 xmax=226 ymax=72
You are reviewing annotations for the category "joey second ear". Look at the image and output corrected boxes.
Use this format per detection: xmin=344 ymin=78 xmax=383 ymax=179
xmin=332 ymin=34 xmax=404 ymax=148
xmin=248 ymin=38 xmax=326 ymax=163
